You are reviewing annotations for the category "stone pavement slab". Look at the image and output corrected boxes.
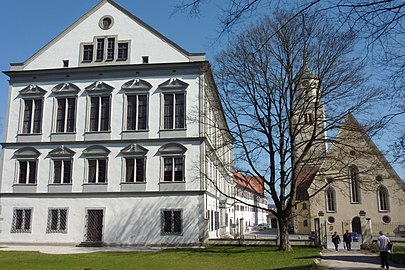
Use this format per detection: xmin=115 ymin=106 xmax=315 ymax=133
xmin=316 ymin=249 xmax=405 ymax=269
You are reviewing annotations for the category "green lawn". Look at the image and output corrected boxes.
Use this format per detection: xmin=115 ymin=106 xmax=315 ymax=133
xmin=392 ymin=246 xmax=405 ymax=265
xmin=0 ymin=246 xmax=320 ymax=270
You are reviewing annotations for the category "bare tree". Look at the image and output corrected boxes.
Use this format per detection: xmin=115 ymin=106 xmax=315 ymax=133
xmin=211 ymin=10 xmax=380 ymax=250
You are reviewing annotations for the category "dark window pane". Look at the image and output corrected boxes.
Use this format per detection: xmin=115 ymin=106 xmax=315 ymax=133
xmin=19 ymin=161 xmax=27 ymax=184
xmin=96 ymin=38 xmax=104 ymax=61
xmin=107 ymin=38 xmax=115 ymax=60
xmin=24 ymin=209 xmax=31 ymax=230
xmin=117 ymin=43 xmax=128 ymax=60
xmin=88 ymin=160 xmax=96 ymax=183
xmin=56 ymin=99 xmax=66 ymax=132
xmin=15 ymin=209 xmax=24 ymax=230
xmin=66 ymin=98 xmax=76 ymax=132
xmin=53 ymin=160 xmax=62 ymax=184
xmin=175 ymin=94 xmax=185 ymax=128
xmin=174 ymin=158 xmax=183 ymax=181
xmin=136 ymin=158 xmax=145 ymax=182
xmin=83 ymin=45 xmax=93 ymax=62
xmin=23 ymin=100 xmax=33 ymax=133
xmin=173 ymin=211 xmax=182 ymax=233
xmin=33 ymin=100 xmax=42 ymax=133
xmin=127 ymin=95 xmax=136 ymax=130
xmin=90 ymin=97 xmax=99 ymax=131
xmin=63 ymin=160 xmax=71 ymax=184
xmin=100 ymin=96 xmax=110 ymax=131
xmin=59 ymin=209 xmax=67 ymax=231
xmin=164 ymin=94 xmax=173 ymax=129
xmin=51 ymin=209 xmax=58 ymax=230
xmin=138 ymin=95 xmax=147 ymax=130
xmin=125 ymin=158 xmax=134 ymax=182
xmin=98 ymin=159 xmax=107 ymax=183
xmin=164 ymin=158 xmax=173 ymax=182
xmin=164 ymin=211 xmax=172 ymax=233
xmin=28 ymin=161 xmax=36 ymax=184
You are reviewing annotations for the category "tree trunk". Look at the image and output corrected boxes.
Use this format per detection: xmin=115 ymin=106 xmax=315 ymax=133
xmin=278 ymin=215 xmax=292 ymax=251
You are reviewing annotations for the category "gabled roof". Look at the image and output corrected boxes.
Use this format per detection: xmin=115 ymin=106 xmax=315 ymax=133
xmin=13 ymin=0 xmax=204 ymax=69
xmin=159 ymin=78 xmax=189 ymax=90
xmin=295 ymin=165 xmax=321 ymax=200
xmin=19 ymin=85 xmax=47 ymax=96
xmin=234 ymin=172 xmax=265 ymax=196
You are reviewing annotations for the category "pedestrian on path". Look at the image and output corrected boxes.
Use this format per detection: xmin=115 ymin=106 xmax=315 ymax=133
xmin=377 ymin=231 xmax=391 ymax=269
xmin=331 ymin=231 xmax=341 ymax=251
xmin=343 ymin=230 xmax=352 ymax=251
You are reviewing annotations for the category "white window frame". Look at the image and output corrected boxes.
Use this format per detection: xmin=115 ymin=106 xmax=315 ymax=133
xmin=20 ymin=98 xmax=43 ymax=134
xmin=80 ymin=36 xmax=130 ymax=65
xmin=87 ymin=95 xmax=111 ymax=132
xmin=52 ymin=159 xmax=73 ymax=184
xmin=326 ymin=187 xmax=336 ymax=212
xmin=86 ymin=158 xmax=108 ymax=184
xmin=54 ymin=97 xmax=77 ymax=133
xmin=125 ymin=94 xmax=149 ymax=131
xmin=17 ymin=159 xmax=37 ymax=185
xmin=124 ymin=157 xmax=146 ymax=183
xmin=377 ymin=186 xmax=390 ymax=212
xmin=349 ymin=165 xmax=361 ymax=204
xmin=162 ymin=156 xmax=185 ymax=182
xmin=162 ymin=92 xmax=186 ymax=130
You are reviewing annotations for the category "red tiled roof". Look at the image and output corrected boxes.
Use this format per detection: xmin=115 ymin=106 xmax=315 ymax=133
xmin=234 ymin=172 xmax=265 ymax=196
xmin=295 ymin=165 xmax=320 ymax=200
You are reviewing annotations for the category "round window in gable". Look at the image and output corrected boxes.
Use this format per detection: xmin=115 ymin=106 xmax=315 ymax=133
xmin=99 ymin=16 xmax=114 ymax=30
xmin=382 ymin=215 xmax=391 ymax=224
xmin=328 ymin=216 xmax=335 ymax=224
xmin=376 ymin=175 xmax=383 ymax=182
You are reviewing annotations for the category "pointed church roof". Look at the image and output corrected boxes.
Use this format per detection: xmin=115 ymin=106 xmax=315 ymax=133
xmin=11 ymin=0 xmax=204 ymax=70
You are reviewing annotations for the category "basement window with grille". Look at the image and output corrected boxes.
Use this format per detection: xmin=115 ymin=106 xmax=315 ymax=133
xmin=161 ymin=209 xmax=182 ymax=235
xmin=11 ymin=208 xmax=32 ymax=233
xmin=47 ymin=208 xmax=68 ymax=233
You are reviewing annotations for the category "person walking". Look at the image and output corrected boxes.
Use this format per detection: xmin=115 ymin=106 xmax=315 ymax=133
xmin=343 ymin=230 xmax=352 ymax=251
xmin=331 ymin=231 xmax=341 ymax=251
xmin=377 ymin=231 xmax=391 ymax=269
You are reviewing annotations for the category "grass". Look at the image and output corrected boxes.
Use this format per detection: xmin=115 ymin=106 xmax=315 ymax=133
xmin=0 ymin=246 xmax=320 ymax=270
xmin=391 ymin=246 xmax=405 ymax=265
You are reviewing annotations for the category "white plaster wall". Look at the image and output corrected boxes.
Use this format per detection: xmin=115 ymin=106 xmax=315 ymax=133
xmin=0 ymin=195 xmax=203 ymax=245
xmin=24 ymin=2 xmax=191 ymax=70
xmin=6 ymin=74 xmax=201 ymax=142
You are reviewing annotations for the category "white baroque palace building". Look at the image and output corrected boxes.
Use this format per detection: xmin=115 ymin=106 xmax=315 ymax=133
xmin=0 ymin=0 xmax=234 ymax=246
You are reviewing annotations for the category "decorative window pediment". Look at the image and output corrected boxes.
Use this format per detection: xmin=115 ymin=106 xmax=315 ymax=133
xmin=49 ymin=145 xmax=75 ymax=158
xmin=83 ymin=145 xmax=110 ymax=157
xmin=52 ymin=83 xmax=80 ymax=95
xmin=122 ymin=79 xmax=152 ymax=92
xmin=14 ymin=147 xmax=41 ymax=159
xmin=19 ymin=85 xmax=47 ymax=96
xmin=158 ymin=143 xmax=187 ymax=155
xmin=159 ymin=78 xmax=189 ymax=90
xmin=85 ymin=81 xmax=114 ymax=94
xmin=120 ymin=144 xmax=148 ymax=156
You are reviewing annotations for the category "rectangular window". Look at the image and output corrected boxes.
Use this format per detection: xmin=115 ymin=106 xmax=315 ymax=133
xmin=83 ymin=45 xmax=94 ymax=62
xmin=11 ymin=208 xmax=32 ymax=233
xmin=56 ymin=98 xmax=75 ymax=133
xmin=89 ymin=96 xmax=110 ymax=132
xmin=161 ymin=209 xmax=182 ymax=235
xmin=106 ymin=38 xmax=115 ymax=61
xmin=22 ymin=99 xmax=43 ymax=134
xmin=117 ymin=43 xmax=128 ymax=61
xmin=125 ymin=157 xmax=145 ymax=182
xmin=47 ymin=208 xmax=67 ymax=233
xmin=18 ymin=161 xmax=36 ymax=184
xmin=163 ymin=93 xmax=185 ymax=129
xmin=126 ymin=95 xmax=148 ymax=130
xmin=96 ymin=38 xmax=105 ymax=61
xmin=88 ymin=159 xmax=107 ymax=183
xmin=163 ymin=157 xmax=184 ymax=182
xmin=53 ymin=160 xmax=72 ymax=184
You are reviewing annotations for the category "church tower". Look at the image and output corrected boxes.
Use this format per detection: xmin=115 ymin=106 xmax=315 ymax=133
xmin=293 ymin=67 xmax=327 ymax=166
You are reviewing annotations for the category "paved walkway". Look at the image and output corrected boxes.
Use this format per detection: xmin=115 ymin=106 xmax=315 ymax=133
xmin=316 ymin=249 xmax=405 ymax=269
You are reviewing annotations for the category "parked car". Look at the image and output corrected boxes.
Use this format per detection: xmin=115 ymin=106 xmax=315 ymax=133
xmin=257 ymin=223 xmax=268 ymax=231
xmin=352 ymin=232 xmax=359 ymax=242
xmin=308 ymin=231 xmax=316 ymax=240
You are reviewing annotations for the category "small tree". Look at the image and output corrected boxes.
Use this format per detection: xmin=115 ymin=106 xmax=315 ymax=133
xmin=213 ymin=10 xmax=380 ymax=250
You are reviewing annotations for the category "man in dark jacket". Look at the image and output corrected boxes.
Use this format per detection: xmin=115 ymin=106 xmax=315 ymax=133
xmin=331 ymin=231 xmax=341 ymax=251
xmin=343 ymin=230 xmax=352 ymax=251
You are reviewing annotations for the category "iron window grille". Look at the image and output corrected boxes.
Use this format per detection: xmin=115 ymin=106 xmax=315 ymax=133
xmin=47 ymin=208 xmax=68 ymax=233
xmin=11 ymin=208 xmax=32 ymax=233
xmin=161 ymin=209 xmax=182 ymax=235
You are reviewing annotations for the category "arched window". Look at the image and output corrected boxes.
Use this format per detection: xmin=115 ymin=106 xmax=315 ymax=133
xmin=326 ymin=187 xmax=336 ymax=212
xmin=377 ymin=186 xmax=389 ymax=211
xmin=349 ymin=165 xmax=360 ymax=203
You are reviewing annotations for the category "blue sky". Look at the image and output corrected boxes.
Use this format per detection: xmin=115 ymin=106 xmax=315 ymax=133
xmin=0 ymin=0 xmax=403 ymax=179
